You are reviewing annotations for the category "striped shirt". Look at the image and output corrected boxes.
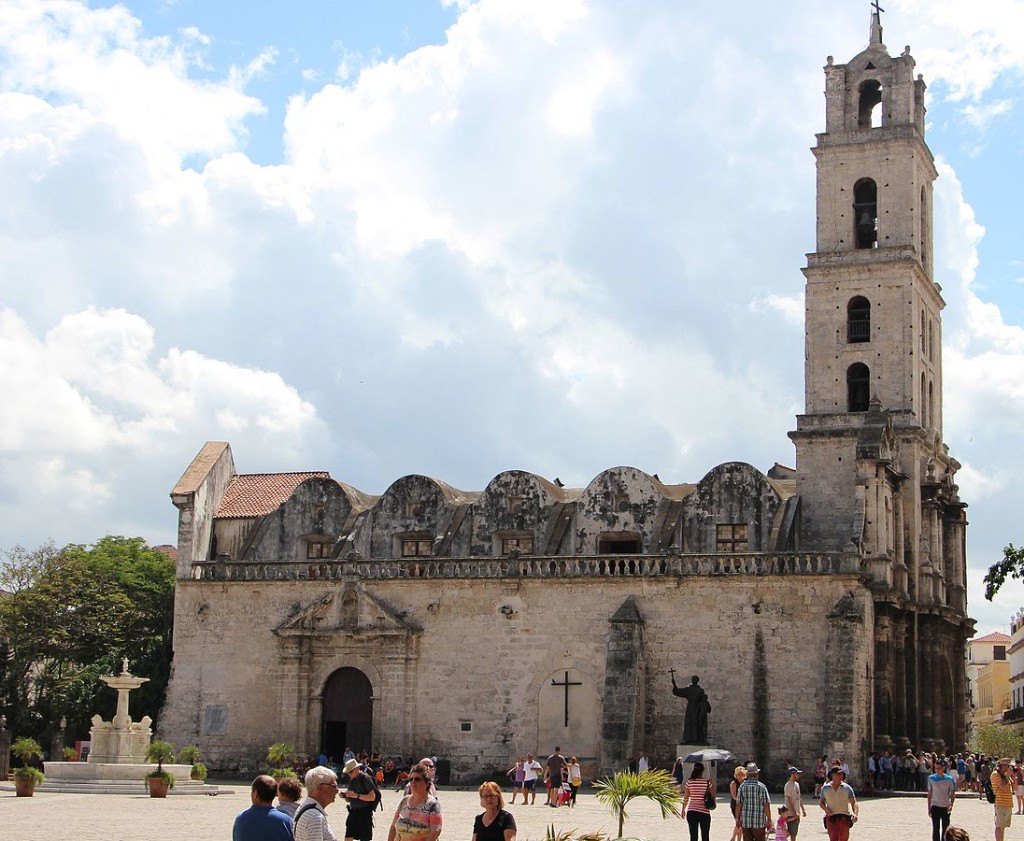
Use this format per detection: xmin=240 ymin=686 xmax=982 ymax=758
xmin=684 ymin=777 xmax=714 ymax=815
xmin=991 ymin=771 xmax=1014 ymax=808
xmin=736 ymin=778 xmax=771 ymax=827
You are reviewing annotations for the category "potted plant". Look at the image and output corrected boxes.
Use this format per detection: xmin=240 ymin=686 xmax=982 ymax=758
xmin=144 ymin=739 xmax=177 ymax=797
xmin=178 ymin=744 xmax=207 ymax=781
xmin=266 ymin=742 xmax=298 ymax=780
xmin=12 ymin=737 xmax=45 ymax=797
xmin=62 ymin=746 xmax=79 ymax=762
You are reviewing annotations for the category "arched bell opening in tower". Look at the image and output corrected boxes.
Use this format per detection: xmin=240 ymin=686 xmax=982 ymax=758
xmin=853 ymin=178 xmax=878 ymax=249
xmin=858 ymin=78 xmax=882 ymax=128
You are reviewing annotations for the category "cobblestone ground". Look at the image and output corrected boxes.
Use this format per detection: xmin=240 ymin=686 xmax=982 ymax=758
xmin=0 ymin=785 xmax=1010 ymax=841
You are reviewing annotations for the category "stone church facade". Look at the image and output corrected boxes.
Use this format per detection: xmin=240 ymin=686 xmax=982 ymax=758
xmin=161 ymin=14 xmax=972 ymax=784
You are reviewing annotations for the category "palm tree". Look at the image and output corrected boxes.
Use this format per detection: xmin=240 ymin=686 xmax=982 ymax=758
xmin=592 ymin=769 xmax=682 ymax=839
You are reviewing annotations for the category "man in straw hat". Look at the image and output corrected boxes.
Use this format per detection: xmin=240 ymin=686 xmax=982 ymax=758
xmin=991 ymin=758 xmax=1015 ymax=841
xmin=734 ymin=762 xmax=772 ymax=841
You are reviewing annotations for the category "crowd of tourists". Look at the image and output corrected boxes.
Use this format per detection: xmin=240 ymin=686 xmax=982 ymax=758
xmin=229 ymin=745 xmax=1018 ymax=841
xmin=231 ymin=746 xmax=587 ymax=841
xmin=863 ymin=748 xmax=1014 ymax=796
xmin=504 ymin=748 xmax=583 ymax=808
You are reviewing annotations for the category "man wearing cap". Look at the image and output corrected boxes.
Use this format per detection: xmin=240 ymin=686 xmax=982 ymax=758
xmin=927 ymin=758 xmax=956 ymax=841
xmin=785 ymin=767 xmax=807 ymax=840
xmin=735 ymin=762 xmax=772 ymax=841
xmin=991 ymin=758 xmax=1015 ymax=841
xmin=819 ymin=767 xmax=858 ymax=841
xmin=341 ymin=757 xmax=378 ymax=841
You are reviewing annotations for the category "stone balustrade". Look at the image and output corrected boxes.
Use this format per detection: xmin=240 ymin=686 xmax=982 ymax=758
xmin=191 ymin=551 xmax=861 ymax=582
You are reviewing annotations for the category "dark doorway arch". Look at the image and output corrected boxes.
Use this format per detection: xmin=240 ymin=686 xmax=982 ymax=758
xmin=322 ymin=667 xmax=373 ymax=763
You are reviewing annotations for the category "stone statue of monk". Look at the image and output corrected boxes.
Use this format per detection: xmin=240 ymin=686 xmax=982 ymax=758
xmin=671 ymin=673 xmax=711 ymax=744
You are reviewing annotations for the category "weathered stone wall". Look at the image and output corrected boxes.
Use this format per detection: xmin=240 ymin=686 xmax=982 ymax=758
xmin=161 ymin=569 xmax=872 ymax=786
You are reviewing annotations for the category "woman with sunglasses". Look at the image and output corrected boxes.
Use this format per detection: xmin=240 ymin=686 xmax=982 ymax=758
xmin=387 ymin=762 xmax=442 ymax=841
xmin=472 ymin=781 xmax=516 ymax=841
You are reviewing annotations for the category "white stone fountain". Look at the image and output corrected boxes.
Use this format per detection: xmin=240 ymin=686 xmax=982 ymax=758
xmin=29 ymin=660 xmax=220 ymax=795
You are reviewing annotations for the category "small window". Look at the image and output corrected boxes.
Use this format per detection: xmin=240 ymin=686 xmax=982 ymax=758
xmin=401 ymin=539 xmax=432 ymax=557
xmin=507 ymin=495 xmax=524 ymax=512
xmin=501 ymin=536 xmax=534 ymax=555
xmin=406 ymin=500 xmax=425 ymax=518
xmin=847 ymin=296 xmax=871 ymax=343
xmin=994 ymin=645 xmax=1007 ymax=661
xmin=306 ymin=542 xmax=333 ymax=559
xmin=847 ymin=363 xmax=870 ymax=412
xmin=459 ymin=721 xmax=473 ymax=733
xmin=598 ymin=533 xmax=641 ymax=554
xmin=716 ymin=524 xmax=748 ymax=552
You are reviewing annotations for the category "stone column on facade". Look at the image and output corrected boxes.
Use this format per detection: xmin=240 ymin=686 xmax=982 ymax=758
xmin=824 ymin=593 xmax=865 ymax=780
xmin=599 ymin=597 xmax=644 ymax=775
xmin=873 ymin=614 xmax=894 ymax=745
xmin=918 ymin=625 xmax=936 ymax=742
xmin=893 ymin=620 xmax=908 ymax=743
xmin=893 ymin=491 xmax=908 ymax=595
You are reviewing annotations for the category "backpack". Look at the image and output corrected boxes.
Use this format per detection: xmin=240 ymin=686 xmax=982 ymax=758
xmin=984 ymin=776 xmax=997 ymax=804
xmin=294 ymin=802 xmax=321 ymax=830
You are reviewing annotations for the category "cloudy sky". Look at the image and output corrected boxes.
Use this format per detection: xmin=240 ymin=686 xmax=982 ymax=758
xmin=1 ymin=0 xmax=1022 ymax=632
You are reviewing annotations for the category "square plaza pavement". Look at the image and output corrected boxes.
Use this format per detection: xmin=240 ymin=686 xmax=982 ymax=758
xmin=0 ymin=784 xmax=1011 ymax=841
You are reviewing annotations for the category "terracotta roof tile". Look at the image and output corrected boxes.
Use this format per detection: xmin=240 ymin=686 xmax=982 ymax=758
xmin=215 ymin=472 xmax=330 ymax=518
xmin=974 ymin=631 xmax=1011 ymax=643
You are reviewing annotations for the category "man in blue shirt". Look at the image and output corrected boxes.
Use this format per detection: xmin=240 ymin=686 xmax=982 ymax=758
xmin=233 ymin=775 xmax=294 ymax=841
xmin=927 ymin=759 xmax=956 ymax=841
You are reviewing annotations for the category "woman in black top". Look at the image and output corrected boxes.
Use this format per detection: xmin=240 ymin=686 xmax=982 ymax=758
xmin=472 ymin=781 xmax=517 ymax=841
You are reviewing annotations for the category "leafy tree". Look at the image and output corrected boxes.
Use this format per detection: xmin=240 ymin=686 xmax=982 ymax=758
xmin=592 ymin=769 xmax=682 ymax=839
xmin=972 ymin=724 xmax=1024 ymax=760
xmin=984 ymin=544 xmax=1024 ymax=600
xmin=0 ymin=536 xmax=175 ymax=746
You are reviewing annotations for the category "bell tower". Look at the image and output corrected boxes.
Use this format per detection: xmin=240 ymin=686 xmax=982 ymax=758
xmin=790 ymin=10 xmax=970 ymax=753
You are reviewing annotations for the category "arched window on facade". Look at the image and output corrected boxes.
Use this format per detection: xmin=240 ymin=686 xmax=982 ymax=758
xmin=853 ymin=178 xmax=878 ymax=249
xmin=847 ymin=363 xmax=870 ymax=412
xmin=928 ymin=380 xmax=934 ymax=430
xmin=920 ymin=309 xmax=926 ymax=352
xmin=847 ymin=296 xmax=871 ymax=343
xmin=858 ymin=79 xmax=883 ymax=128
xmin=928 ymin=319 xmax=935 ymax=361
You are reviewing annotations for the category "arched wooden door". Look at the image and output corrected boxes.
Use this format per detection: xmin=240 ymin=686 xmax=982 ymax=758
xmin=322 ymin=667 xmax=373 ymax=763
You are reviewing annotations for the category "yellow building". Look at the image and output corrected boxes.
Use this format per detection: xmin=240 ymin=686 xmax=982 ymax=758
xmin=968 ymin=631 xmax=1010 ymax=740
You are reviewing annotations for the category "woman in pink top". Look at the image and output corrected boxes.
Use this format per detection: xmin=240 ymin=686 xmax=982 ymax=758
xmin=681 ymin=761 xmax=714 ymax=841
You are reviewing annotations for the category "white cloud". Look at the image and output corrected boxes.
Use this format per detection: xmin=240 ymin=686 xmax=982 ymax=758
xmin=0 ymin=0 xmax=1022 ymax=642
xmin=0 ymin=306 xmax=325 ymax=543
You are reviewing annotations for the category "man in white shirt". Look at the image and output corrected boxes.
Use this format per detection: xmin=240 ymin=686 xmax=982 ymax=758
xmin=295 ymin=765 xmax=340 ymax=841
xmin=523 ymin=753 xmax=543 ymax=805
xmin=785 ymin=767 xmax=807 ymax=840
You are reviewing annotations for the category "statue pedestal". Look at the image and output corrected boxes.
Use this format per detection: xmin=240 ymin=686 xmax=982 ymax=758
xmin=677 ymin=744 xmax=727 ymax=792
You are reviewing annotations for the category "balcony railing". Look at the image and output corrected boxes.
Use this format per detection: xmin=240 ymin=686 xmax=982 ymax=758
xmin=190 ymin=551 xmax=860 ymax=582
